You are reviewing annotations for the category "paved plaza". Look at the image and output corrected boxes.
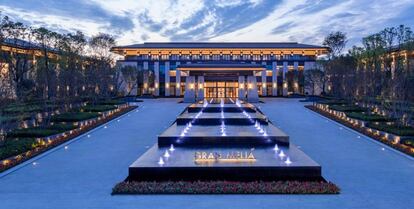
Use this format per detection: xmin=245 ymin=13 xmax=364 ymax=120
xmin=0 ymin=98 xmax=413 ymax=209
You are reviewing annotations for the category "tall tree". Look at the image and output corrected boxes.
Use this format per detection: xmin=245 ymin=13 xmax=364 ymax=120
xmin=323 ymin=31 xmax=347 ymax=59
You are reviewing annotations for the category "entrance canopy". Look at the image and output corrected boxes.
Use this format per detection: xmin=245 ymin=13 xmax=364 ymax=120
xmin=178 ymin=63 xmax=265 ymax=76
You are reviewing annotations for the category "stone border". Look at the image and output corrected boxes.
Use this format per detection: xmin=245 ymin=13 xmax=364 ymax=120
xmin=306 ymin=105 xmax=414 ymax=157
xmin=0 ymin=105 xmax=137 ymax=173
xmin=112 ymin=180 xmax=340 ymax=195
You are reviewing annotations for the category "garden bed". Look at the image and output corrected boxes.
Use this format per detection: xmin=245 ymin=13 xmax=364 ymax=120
xmin=329 ymin=105 xmax=367 ymax=112
xmin=365 ymin=123 xmax=414 ymax=136
xmin=345 ymin=112 xmax=392 ymax=122
xmin=0 ymin=105 xmax=137 ymax=172
xmin=82 ymin=105 xmax=117 ymax=112
xmin=6 ymin=124 xmax=78 ymax=138
xmin=306 ymin=105 xmax=414 ymax=157
xmin=51 ymin=112 xmax=101 ymax=122
xmin=402 ymin=139 xmax=414 ymax=148
xmin=112 ymin=181 xmax=340 ymax=195
xmin=317 ymin=100 xmax=347 ymax=105
xmin=0 ymin=138 xmax=39 ymax=160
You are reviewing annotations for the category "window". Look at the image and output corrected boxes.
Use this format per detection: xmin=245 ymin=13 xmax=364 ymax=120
xmin=242 ymin=54 xmax=251 ymax=60
xmin=202 ymin=55 xmax=210 ymax=60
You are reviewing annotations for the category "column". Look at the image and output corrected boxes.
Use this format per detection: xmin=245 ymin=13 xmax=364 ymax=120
xmin=272 ymin=61 xmax=278 ymax=96
xmin=238 ymin=76 xmax=246 ymax=100
xmin=293 ymin=61 xmax=299 ymax=94
xmin=183 ymin=75 xmax=196 ymax=103
xmin=391 ymin=56 xmax=395 ymax=79
xmin=261 ymin=61 xmax=267 ymax=96
xmin=143 ymin=61 xmax=149 ymax=94
xmin=282 ymin=61 xmax=288 ymax=96
xmin=154 ymin=61 xmax=159 ymax=96
xmin=304 ymin=61 xmax=315 ymax=71
xmin=175 ymin=62 xmax=181 ymax=96
xmin=247 ymin=75 xmax=259 ymax=103
xmin=197 ymin=76 xmax=204 ymax=101
xmin=165 ymin=61 xmax=170 ymax=96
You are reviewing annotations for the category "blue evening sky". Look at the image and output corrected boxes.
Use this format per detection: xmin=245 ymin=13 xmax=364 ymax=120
xmin=1 ymin=0 xmax=414 ymax=49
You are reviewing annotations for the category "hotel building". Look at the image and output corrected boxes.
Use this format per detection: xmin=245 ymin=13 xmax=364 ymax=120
xmin=111 ymin=42 xmax=328 ymax=102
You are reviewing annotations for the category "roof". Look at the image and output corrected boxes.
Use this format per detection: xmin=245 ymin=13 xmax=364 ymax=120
xmin=2 ymin=38 xmax=58 ymax=53
xmin=113 ymin=42 xmax=326 ymax=49
xmin=2 ymin=38 xmax=41 ymax=50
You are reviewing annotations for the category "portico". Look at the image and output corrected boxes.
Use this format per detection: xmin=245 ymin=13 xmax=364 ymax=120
xmin=178 ymin=63 xmax=263 ymax=102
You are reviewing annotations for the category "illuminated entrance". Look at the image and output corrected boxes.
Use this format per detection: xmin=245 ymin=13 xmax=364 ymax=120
xmin=178 ymin=63 xmax=264 ymax=103
xmin=205 ymin=81 xmax=239 ymax=98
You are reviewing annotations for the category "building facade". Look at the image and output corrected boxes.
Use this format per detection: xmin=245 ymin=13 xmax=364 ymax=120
xmin=111 ymin=42 xmax=328 ymax=102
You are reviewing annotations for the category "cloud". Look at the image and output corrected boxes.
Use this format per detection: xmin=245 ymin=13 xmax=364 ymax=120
xmin=0 ymin=0 xmax=413 ymax=49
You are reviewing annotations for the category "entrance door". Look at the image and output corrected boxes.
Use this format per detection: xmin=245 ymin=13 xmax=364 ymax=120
xmin=204 ymin=81 xmax=238 ymax=98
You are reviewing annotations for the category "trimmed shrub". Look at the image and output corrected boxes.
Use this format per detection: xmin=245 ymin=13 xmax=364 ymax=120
xmin=2 ymin=105 xmax=43 ymax=114
xmin=329 ymin=105 xmax=367 ymax=112
xmin=0 ymin=138 xmax=39 ymax=160
xmin=82 ymin=105 xmax=116 ymax=112
xmin=51 ymin=112 xmax=100 ymax=122
xmin=317 ymin=100 xmax=347 ymax=105
xmin=98 ymin=100 xmax=126 ymax=105
xmin=6 ymin=124 xmax=76 ymax=138
xmin=345 ymin=112 xmax=392 ymax=122
xmin=48 ymin=124 xmax=78 ymax=131
xmin=366 ymin=123 xmax=414 ymax=136
xmin=402 ymin=139 xmax=414 ymax=148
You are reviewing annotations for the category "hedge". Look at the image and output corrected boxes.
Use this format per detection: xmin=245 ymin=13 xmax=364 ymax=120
xmin=82 ymin=105 xmax=116 ymax=112
xmin=329 ymin=105 xmax=367 ymax=112
xmin=345 ymin=112 xmax=392 ymax=122
xmin=366 ymin=123 xmax=414 ymax=136
xmin=0 ymin=138 xmax=39 ymax=160
xmin=317 ymin=100 xmax=347 ymax=105
xmin=51 ymin=112 xmax=101 ymax=122
xmin=2 ymin=105 xmax=43 ymax=114
xmin=401 ymin=139 xmax=414 ymax=148
xmin=6 ymin=124 xmax=77 ymax=138
xmin=97 ymin=100 xmax=126 ymax=105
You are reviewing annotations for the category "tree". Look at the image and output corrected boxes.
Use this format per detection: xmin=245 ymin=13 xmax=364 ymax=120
xmin=119 ymin=65 xmax=138 ymax=96
xmin=87 ymin=33 xmax=116 ymax=101
xmin=0 ymin=15 xmax=35 ymax=101
xmin=323 ymin=31 xmax=347 ymax=59
xmin=304 ymin=68 xmax=324 ymax=96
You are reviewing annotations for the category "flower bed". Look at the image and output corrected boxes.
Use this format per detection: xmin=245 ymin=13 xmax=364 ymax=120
xmin=0 ymin=105 xmax=137 ymax=173
xmin=306 ymin=105 xmax=414 ymax=157
xmin=112 ymin=181 xmax=340 ymax=195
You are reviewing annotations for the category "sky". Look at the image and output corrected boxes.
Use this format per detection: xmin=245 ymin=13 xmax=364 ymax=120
xmin=1 ymin=0 xmax=414 ymax=49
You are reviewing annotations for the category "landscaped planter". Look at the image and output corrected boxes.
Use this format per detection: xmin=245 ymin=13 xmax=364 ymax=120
xmin=308 ymin=103 xmax=414 ymax=157
xmin=0 ymin=104 xmax=137 ymax=173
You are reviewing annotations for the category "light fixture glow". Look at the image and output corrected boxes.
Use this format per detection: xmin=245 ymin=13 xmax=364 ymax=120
xmin=164 ymin=150 xmax=170 ymax=158
xmin=158 ymin=157 xmax=165 ymax=165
